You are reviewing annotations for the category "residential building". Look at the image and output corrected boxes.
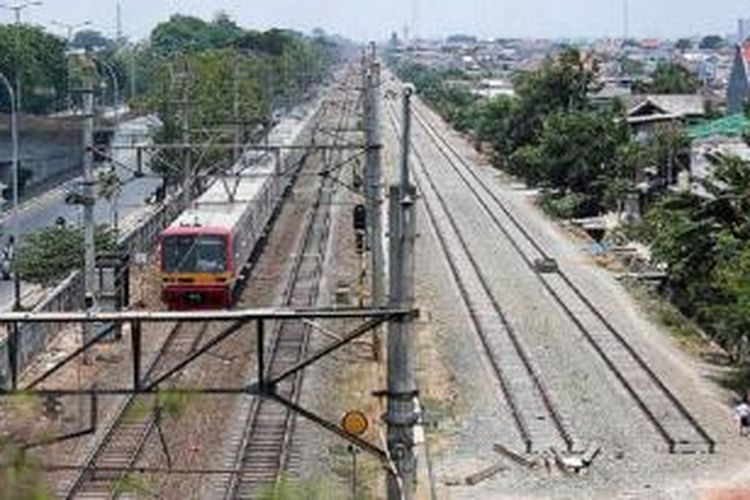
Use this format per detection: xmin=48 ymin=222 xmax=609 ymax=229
xmin=686 ymin=114 xmax=750 ymax=195
xmin=626 ymin=94 xmax=706 ymax=141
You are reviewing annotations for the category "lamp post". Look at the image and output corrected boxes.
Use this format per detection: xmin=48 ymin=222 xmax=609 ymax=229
xmin=0 ymin=71 xmax=21 ymax=310
xmin=50 ymin=20 xmax=91 ymax=113
xmin=95 ymin=59 xmax=121 ymax=232
xmin=97 ymin=59 xmax=120 ymax=118
xmin=0 ymin=1 xmax=43 ymax=112
xmin=50 ymin=19 xmax=91 ymax=43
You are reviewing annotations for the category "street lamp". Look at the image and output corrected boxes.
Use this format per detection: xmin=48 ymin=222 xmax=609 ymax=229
xmin=50 ymin=20 xmax=92 ymax=113
xmin=96 ymin=59 xmax=120 ymax=116
xmin=0 ymin=71 xmax=21 ymax=310
xmin=94 ymin=59 xmax=121 ymax=233
xmin=50 ymin=19 xmax=91 ymax=43
xmin=0 ymin=1 xmax=44 ymax=112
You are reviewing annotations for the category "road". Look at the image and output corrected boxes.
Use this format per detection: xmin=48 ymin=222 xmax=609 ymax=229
xmin=0 ymin=115 xmax=162 ymax=310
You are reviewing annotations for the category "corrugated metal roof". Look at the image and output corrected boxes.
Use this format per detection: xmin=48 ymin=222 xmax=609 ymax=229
xmin=685 ymin=114 xmax=750 ymax=140
xmin=627 ymin=94 xmax=705 ymax=118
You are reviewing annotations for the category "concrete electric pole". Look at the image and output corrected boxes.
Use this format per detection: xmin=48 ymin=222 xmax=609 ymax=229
xmin=173 ymin=59 xmax=192 ymax=208
xmin=386 ymin=86 xmax=417 ymax=500
xmin=0 ymin=72 xmax=20 ymax=310
xmin=364 ymin=47 xmax=384 ymax=307
xmin=81 ymin=49 xmax=97 ymax=360
xmin=233 ymin=58 xmax=241 ymax=164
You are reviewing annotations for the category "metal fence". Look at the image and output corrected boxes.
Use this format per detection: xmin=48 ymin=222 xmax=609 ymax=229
xmin=0 ymin=193 xmax=186 ymax=388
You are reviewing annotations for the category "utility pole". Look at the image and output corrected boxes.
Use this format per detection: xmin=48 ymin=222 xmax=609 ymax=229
xmin=51 ymin=20 xmax=92 ymax=44
xmin=81 ymin=49 xmax=96 ymax=361
xmin=0 ymin=72 xmax=20 ymax=310
xmin=173 ymin=59 xmax=192 ymax=207
xmin=129 ymin=47 xmax=136 ymax=100
xmin=115 ymin=0 xmax=122 ymax=42
xmin=386 ymin=86 xmax=417 ymax=500
xmin=623 ymin=0 xmax=630 ymax=42
xmin=98 ymin=59 xmax=120 ymax=117
xmin=364 ymin=54 xmax=383 ymax=307
xmin=0 ymin=1 xmax=43 ymax=113
xmin=233 ymin=58 xmax=241 ymax=164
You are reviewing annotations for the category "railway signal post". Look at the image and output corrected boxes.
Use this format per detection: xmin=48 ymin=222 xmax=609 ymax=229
xmin=386 ymin=86 xmax=417 ymax=500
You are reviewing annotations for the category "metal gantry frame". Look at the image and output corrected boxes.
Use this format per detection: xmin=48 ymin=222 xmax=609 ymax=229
xmin=0 ymin=56 xmax=418 ymax=499
xmin=0 ymin=307 xmax=415 ymax=470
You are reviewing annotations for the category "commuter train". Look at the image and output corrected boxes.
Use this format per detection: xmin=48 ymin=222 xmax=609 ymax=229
xmin=159 ymin=108 xmax=316 ymax=310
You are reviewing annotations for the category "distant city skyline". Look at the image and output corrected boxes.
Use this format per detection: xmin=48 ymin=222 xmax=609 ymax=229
xmin=1 ymin=0 xmax=750 ymax=42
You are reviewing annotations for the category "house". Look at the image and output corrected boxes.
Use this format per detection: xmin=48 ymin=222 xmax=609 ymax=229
xmin=625 ymin=94 xmax=705 ymax=141
xmin=726 ymin=41 xmax=750 ymax=113
xmin=685 ymin=114 xmax=750 ymax=196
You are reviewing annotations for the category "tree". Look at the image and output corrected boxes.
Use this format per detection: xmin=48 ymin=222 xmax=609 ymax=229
xmin=641 ymin=152 xmax=750 ymax=357
xmin=70 ymin=29 xmax=114 ymax=51
xmin=645 ymin=123 xmax=691 ymax=185
xmin=506 ymin=47 xmax=596 ymax=150
xmin=635 ymin=62 xmax=699 ymax=94
xmin=675 ymin=38 xmax=693 ymax=51
xmin=699 ymin=35 xmax=725 ymax=50
xmin=144 ymin=22 xmax=336 ymax=183
xmin=0 ymin=25 xmax=67 ymax=114
xmin=150 ymin=14 xmax=243 ymax=56
xmin=526 ymin=109 xmax=631 ymax=194
xmin=620 ymin=57 xmax=645 ymax=76
xmin=14 ymin=226 xmax=117 ymax=286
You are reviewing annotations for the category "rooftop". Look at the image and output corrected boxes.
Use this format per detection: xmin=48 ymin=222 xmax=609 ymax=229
xmin=685 ymin=114 xmax=750 ymax=140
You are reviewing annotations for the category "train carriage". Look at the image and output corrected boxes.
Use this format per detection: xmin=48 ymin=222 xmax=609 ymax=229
xmin=159 ymin=103 xmax=319 ymax=310
xmin=160 ymin=163 xmax=277 ymax=309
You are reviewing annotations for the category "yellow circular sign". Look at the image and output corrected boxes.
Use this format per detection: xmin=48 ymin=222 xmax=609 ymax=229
xmin=341 ymin=410 xmax=369 ymax=436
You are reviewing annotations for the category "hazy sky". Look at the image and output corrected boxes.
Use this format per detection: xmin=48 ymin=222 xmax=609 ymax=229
xmin=2 ymin=0 xmax=750 ymax=42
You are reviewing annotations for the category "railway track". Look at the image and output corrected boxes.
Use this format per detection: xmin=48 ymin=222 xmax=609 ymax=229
xmin=385 ymin=99 xmax=574 ymax=455
xmin=61 ymin=321 xmax=210 ymax=499
xmin=407 ymin=93 xmax=715 ymax=454
xmin=61 ymin=84 xmax=339 ymax=499
xmin=222 ymin=72 xmax=357 ymax=498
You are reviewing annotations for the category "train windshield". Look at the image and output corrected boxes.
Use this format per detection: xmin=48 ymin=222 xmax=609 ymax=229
xmin=162 ymin=234 xmax=226 ymax=273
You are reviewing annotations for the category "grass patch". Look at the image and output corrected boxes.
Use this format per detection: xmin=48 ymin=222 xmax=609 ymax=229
xmin=420 ymin=396 xmax=453 ymax=430
xmin=257 ymin=474 xmax=346 ymax=500
xmin=711 ymin=364 xmax=750 ymax=398
xmin=623 ymin=279 xmax=711 ymax=356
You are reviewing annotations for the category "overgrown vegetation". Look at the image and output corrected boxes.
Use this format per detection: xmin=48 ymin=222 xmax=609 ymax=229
xmin=391 ymin=48 xmax=750 ymax=364
xmin=142 ymin=14 xmax=338 ymax=183
xmin=631 ymin=152 xmax=750 ymax=361
xmin=8 ymin=12 xmax=339 ymax=286
xmin=393 ymin=48 xmax=691 ymax=218
xmin=13 ymin=225 xmax=117 ymax=286
xmin=0 ymin=25 xmax=67 ymax=114
xmin=633 ymin=62 xmax=700 ymax=94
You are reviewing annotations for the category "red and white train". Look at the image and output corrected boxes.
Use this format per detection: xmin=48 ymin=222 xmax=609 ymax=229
xmin=159 ymin=109 xmax=316 ymax=310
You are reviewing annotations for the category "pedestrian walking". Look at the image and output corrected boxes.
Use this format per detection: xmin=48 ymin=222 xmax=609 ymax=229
xmin=735 ymin=399 xmax=750 ymax=436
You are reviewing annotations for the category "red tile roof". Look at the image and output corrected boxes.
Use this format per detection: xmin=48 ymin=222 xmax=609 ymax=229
xmin=742 ymin=41 xmax=750 ymax=64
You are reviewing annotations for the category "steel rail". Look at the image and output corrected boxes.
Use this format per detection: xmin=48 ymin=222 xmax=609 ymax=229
xmin=410 ymin=99 xmax=715 ymax=454
xmin=62 ymin=321 xmax=210 ymax=498
xmin=385 ymin=101 xmax=573 ymax=454
xmin=225 ymin=71 xmax=358 ymax=498
xmin=62 ymin=85 xmax=345 ymax=499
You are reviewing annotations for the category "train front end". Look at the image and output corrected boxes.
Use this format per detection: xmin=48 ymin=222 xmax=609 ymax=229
xmin=160 ymin=226 xmax=233 ymax=310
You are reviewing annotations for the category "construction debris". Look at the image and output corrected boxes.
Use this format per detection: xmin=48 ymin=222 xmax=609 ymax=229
xmin=492 ymin=443 xmax=536 ymax=469
xmin=464 ymin=463 xmax=507 ymax=486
